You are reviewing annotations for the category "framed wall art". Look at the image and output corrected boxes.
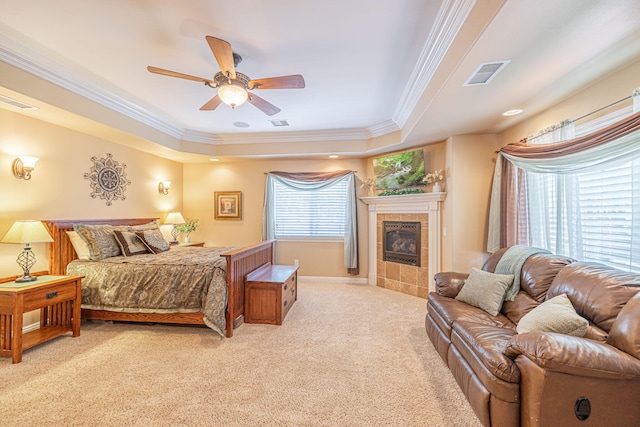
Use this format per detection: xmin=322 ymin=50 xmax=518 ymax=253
xmin=214 ymin=191 xmax=242 ymax=220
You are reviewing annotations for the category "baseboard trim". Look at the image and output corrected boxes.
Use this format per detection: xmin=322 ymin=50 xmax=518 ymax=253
xmin=299 ymin=276 xmax=369 ymax=284
xmin=23 ymin=322 xmax=40 ymax=333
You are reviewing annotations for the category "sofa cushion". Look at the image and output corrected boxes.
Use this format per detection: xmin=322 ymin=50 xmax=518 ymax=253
xmin=608 ymin=292 xmax=640 ymax=359
xmin=453 ymin=321 xmax=520 ymax=384
xmin=434 ymin=271 xmax=468 ymax=298
xmin=455 ymin=268 xmax=513 ymax=316
xmin=428 ymin=293 xmax=515 ymax=338
xmin=520 ymin=253 xmax=574 ymax=302
xmin=501 ymin=291 xmax=540 ymax=325
xmin=548 ymin=262 xmax=640 ymax=332
xmin=516 ymin=294 xmax=588 ymax=337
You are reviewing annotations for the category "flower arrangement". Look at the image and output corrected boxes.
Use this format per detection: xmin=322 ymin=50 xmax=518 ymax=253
xmin=424 ymin=169 xmax=444 ymax=184
xmin=176 ymin=218 xmax=199 ymax=235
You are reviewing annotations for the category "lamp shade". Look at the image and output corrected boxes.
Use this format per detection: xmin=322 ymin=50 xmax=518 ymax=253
xmin=218 ymin=81 xmax=248 ymax=108
xmin=19 ymin=156 xmax=39 ymax=169
xmin=164 ymin=212 xmax=186 ymax=225
xmin=1 ymin=220 xmax=53 ymax=244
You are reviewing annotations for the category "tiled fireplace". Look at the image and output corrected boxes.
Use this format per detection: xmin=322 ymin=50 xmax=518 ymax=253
xmin=360 ymin=193 xmax=446 ymax=298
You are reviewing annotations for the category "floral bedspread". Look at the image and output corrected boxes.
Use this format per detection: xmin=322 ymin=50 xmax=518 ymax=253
xmin=67 ymin=246 xmax=235 ymax=336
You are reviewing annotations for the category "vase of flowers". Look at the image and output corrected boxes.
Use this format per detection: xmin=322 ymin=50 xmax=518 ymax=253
xmin=424 ymin=169 xmax=444 ymax=192
xmin=177 ymin=218 xmax=199 ymax=243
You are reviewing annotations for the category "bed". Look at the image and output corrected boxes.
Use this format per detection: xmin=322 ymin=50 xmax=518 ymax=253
xmin=45 ymin=218 xmax=274 ymax=337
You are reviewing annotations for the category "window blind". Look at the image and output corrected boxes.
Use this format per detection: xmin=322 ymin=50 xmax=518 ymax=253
xmin=273 ymin=178 xmax=348 ymax=238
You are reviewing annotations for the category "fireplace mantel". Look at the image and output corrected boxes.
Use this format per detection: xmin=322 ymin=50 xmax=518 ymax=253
xmin=360 ymin=192 xmax=446 ymax=293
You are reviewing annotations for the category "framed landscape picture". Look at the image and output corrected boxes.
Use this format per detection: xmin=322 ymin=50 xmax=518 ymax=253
xmin=214 ymin=191 xmax=242 ymax=220
xmin=373 ymin=149 xmax=427 ymax=190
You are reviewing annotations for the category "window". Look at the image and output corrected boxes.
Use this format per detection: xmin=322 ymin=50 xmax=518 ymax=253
xmin=272 ymin=178 xmax=348 ymax=239
xmin=526 ymin=106 xmax=640 ymax=272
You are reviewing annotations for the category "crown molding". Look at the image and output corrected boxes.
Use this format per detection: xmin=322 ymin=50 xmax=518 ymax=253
xmin=0 ymin=33 xmax=184 ymax=139
xmin=393 ymin=0 xmax=477 ymax=128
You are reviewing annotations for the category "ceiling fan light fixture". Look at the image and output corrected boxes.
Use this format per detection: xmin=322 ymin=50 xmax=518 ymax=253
xmin=218 ymin=81 xmax=248 ymax=108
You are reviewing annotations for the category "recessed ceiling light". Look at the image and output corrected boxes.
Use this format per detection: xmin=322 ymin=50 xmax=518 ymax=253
xmin=502 ymin=109 xmax=523 ymax=116
xmin=209 ymin=158 xmax=220 ymax=162
xmin=233 ymin=121 xmax=250 ymax=128
xmin=329 ymin=155 xmax=339 ymax=159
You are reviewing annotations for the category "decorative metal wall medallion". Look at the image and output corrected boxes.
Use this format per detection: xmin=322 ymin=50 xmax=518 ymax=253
xmin=84 ymin=153 xmax=131 ymax=206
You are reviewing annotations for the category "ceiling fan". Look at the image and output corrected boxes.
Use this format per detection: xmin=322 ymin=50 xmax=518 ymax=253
xmin=147 ymin=36 xmax=305 ymax=116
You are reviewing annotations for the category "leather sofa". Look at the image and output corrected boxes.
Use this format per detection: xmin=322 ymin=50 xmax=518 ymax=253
xmin=425 ymin=247 xmax=640 ymax=426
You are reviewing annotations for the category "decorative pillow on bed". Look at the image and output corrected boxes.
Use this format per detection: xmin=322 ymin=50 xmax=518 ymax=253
xmin=113 ymin=230 xmax=149 ymax=256
xmin=516 ymin=293 xmax=588 ymax=337
xmin=135 ymin=229 xmax=170 ymax=254
xmin=124 ymin=221 xmax=159 ymax=232
xmin=73 ymin=224 xmax=122 ymax=260
xmin=65 ymin=230 xmax=91 ymax=260
xmin=455 ymin=267 xmax=514 ymax=316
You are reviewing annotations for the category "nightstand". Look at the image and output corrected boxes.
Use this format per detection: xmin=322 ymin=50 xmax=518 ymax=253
xmin=0 ymin=275 xmax=83 ymax=363
xmin=178 ymin=241 xmax=205 ymax=247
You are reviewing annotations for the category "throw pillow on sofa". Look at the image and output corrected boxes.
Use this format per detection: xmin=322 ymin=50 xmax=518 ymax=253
xmin=455 ymin=267 xmax=514 ymax=316
xmin=516 ymin=293 xmax=588 ymax=336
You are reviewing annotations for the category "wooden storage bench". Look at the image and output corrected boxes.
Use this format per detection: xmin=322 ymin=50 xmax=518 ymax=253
xmin=244 ymin=263 xmax=298 ymax=325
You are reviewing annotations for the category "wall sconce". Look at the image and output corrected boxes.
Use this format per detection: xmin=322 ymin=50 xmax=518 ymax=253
xmin=12 ymin=156 xmax=39 ymax=180
xmin=158 ymin=180 xmax=171 ymax=195
xmin=0 ymin=220 xmax=54 ymax=282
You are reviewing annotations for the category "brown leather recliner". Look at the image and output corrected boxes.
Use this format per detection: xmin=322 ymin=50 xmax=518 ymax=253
xmin=426 ymin=248 xmax=640 ymax=427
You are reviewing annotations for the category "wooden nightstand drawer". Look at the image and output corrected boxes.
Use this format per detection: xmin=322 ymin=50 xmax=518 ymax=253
xmin=23 ymin=282 xmax=77 ymax=312
xmin=245 ymin=264 xmax=298 ymax=325
xmin=0 ymin=275 xmax=83 ymax=363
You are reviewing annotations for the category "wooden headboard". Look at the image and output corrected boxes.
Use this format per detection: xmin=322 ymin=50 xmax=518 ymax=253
xmin=45 ymin=218 xmax=157 ymax=275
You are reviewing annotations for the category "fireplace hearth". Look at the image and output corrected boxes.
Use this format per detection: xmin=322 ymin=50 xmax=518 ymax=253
xmin=383 ymin=221 xmax=421 ymax=266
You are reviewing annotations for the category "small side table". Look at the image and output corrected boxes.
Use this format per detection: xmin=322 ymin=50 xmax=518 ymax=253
xmin=0 ymin=275 xmax=83 ymax=363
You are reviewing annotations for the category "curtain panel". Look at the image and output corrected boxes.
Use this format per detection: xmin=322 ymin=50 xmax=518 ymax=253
xmin=488 ymin=111 xmax=640 ymax=253
xmin=262 ymin=170 xmax=359 ymax=275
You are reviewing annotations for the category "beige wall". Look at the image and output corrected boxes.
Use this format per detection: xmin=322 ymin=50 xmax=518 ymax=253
xmin=183 ymin=158 xmax=369 ymax=278
xmin=1 ymin=108 xmax=182 ymax=324
xmin=441 ymin=134 xmax=502 ymax=272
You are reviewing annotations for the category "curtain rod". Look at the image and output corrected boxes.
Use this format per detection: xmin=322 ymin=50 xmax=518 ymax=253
xmin=521 ymin=92 xmax=636 ymax=145
xmin=496 ymin=91 xmax=637 ymax=152
xmin=574 ymin=94 xmax=633 ymax=122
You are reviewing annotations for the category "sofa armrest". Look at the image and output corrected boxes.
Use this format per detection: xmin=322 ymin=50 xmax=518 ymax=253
xmin=505 ymin=332 xmax=640 ymax=380
xmin=433 ymin=272 xmax=468 ymax=298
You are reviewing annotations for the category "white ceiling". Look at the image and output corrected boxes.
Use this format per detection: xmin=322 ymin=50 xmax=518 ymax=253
xmin=1 ymin=0 xmax=640 ymax=161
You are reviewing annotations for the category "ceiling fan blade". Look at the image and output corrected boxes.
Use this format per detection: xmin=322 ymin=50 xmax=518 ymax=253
xmin=206 ymin=36 xmax=236 ymax=79
xmin=247 ymin=93 xmax=281 ymax=116
xmin=199 ymin=95 xmax=223 ymax=111
xmin=147 ymin=66 xmax=213 ymax=84
xmin=249 ymin=75 xmax=306 ymax=90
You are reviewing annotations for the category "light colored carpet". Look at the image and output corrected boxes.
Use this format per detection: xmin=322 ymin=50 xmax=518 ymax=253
xmin=0 ymin=280 xmax=481 ymax=427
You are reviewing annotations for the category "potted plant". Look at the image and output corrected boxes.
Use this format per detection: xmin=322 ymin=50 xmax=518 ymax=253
xmin=177 ymin=218 xmax=199 ymax=243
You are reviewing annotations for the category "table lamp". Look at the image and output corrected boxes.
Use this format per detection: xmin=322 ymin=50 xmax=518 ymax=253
xmin=163 ymin=212 xmax=186 ymax=244
xmin=1 ymin=220 xmax=54 ymax=282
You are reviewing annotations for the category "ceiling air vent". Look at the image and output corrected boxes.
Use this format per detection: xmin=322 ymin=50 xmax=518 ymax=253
xmin=0 ymin=94 xmax=37 ymax=109
xmin=464 ymin=60 xmax=510 ymax=86
xmin=269 ymin=119 xmax=289 ymax=127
